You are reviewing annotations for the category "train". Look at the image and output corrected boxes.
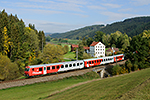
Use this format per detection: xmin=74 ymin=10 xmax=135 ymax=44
xmin=24 ymin=54 xmax=124 ymax=77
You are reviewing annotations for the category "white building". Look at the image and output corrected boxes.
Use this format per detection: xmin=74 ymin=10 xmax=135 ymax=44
xmin=89 ymin=41 xmax=105 ymax=57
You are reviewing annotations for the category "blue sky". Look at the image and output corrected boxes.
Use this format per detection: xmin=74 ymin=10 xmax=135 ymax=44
xmin=0 ymin=0 xmax=150 ymax=33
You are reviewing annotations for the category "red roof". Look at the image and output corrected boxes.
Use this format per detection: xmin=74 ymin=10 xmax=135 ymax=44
xmin=83 ymin=47 xmax=90 ymax=50
xmin=71 ymin=44 xmax=78 ymax=48
xmin=90 ymin=42 xmax=99 ymax=46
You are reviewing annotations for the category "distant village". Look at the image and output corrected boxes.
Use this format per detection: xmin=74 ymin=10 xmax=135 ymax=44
xmin=71 ymin=41 xmax=120 ymax=58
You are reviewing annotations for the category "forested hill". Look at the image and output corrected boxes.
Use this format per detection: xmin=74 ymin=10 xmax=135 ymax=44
xmin=50 ymin=16 xmax=150 ymax=39
xmin=50 ymin=25 xmax=105 ymax=39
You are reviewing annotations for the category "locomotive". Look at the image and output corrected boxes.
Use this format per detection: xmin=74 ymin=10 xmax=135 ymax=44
xmin=24 ymin=54 xmax=124 ymax=77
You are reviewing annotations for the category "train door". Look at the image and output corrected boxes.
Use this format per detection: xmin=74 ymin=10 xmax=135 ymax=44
xmin=44 ymin=66 xmax=47 ymax=74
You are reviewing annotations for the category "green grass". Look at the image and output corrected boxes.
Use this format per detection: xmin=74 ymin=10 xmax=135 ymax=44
xmin=47 ymin=68 xmax=150 ymax=100
xmin=63 ymin=51 xmax=75 ymax=60
xmin=1 ymin=68 xmax=150 ymax=100
xmin=0 ymin=72 xmax=99 ymax=100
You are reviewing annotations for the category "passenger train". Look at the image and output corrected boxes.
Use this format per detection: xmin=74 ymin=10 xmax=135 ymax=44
xmin=24 ymin=54 xmax=124 ymax=77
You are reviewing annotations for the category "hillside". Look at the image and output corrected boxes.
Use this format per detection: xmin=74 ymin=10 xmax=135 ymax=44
xmin=50 ymin=25 xmax=105 ymax=39
xmin=50 ymin=16 xmax=150 ymax=39
xmin=1 ymin=68 xmax=150 ymax=100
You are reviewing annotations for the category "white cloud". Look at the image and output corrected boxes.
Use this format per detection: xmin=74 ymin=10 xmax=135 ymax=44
xmin=118 ymin=8 xmax=132 ymax=12
xmin=2 ymin=0 xmax=85 ymax=12
xmin=87 ymin=5 xmax=106 ymax=10
xmin=102 ymin=3 xmax=121 ymax=8
xmin=72 ymin=13 xmax=88 ymax=18
xmin=131 ymin=0 xmax=150 ymax=6
xmin=100 ymin=11 xmax=134 ymax=22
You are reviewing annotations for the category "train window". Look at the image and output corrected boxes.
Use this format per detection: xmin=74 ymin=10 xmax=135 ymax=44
xmin=95 ymin=61 xmax=96 ymax=63
xmin=77 ymin=63 xmax=79 ymax=66
xmin=87 ymin=62 xmax=88 ymax=64
xmin=65 ymin=64 xmax=68 ymax=68
xmin=61 ymin=65 xmax=64 ymax=68
xmin=73 ymin=63 xmax=76 ymax=67
xmin=52 ymin=66 xmax=55 ymax=69
xmin=89 ymin=61 xmax=91 ymax=64
xmin=80 ymin=63 xmax=83 ymax=65
xmin=57 ymin=66 xmax=59 ymax=69
xmin=32 ymin=68 xmax=34 ymax=71
xmin=39 ymin=68 xmax=42 ymax=71
xmin=47 ymin=67 xmax=50 ymax=70
xmin=92 ymin=61 xmax=94 ymax=64
xmin=25 ymin=68 xmax=30 ymax=71
xmin=69 ymin=64 xmax=72 ymax=67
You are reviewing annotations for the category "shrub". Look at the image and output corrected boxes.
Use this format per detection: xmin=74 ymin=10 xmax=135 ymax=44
xmin=0 ymin=55 xmax=21 ymax=80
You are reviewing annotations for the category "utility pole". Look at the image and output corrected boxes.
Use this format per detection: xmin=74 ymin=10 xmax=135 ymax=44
xmin=76 ymin=48 xmax=78 ymax=60
xmin=42 ymin=34 xmax=43 ymax=53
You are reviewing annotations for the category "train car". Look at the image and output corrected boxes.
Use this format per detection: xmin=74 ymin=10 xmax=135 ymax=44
xmin=25 ymin=54 xmax=124 ymax=77
xmin=24 ymin=60 xmax=84 ymax=77
xmin=25 ymin=64 xmax=47 ymax=77
xmin=84 ymin=56 xmax=114 ymax=68
xmin=58 ymin=60 xmax=84 ymax=72
xmin=113 ymin=54 xmax=124 ymax=62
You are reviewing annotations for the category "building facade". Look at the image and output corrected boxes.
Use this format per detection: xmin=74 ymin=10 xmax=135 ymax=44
xmin=89 ymin=42 xmax=105 ymax=57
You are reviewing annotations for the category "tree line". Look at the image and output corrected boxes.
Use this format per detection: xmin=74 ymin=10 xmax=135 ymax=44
xmin=80 ymin=31 xmax=130 ymax=50
xmin=112 ymin=30 xmax=150 ymax=75
xmin=0 ymin=10 xmax=70 ymax=81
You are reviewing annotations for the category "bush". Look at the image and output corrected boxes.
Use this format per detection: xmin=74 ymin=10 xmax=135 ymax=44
xmin=0 ymin=55 xmax=21 ymax=80
xmin=112 ymin=64 xmax=128 ymax=75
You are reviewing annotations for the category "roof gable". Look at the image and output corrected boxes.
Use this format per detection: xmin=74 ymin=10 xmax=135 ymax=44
xmin=90 ymin=42 xmax=99 ymax=46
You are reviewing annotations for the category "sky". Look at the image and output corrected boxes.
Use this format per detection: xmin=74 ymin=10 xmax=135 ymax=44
xmin=0 ymin=0 xmax=150 ymax=33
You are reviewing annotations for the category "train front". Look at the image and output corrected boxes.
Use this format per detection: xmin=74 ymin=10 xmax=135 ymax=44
xmin=24 ymin=66 xmax=30 ymax=77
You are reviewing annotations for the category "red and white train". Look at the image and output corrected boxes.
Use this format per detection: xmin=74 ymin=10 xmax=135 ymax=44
xmin=24 ymin=54 xmax=124 ymax=77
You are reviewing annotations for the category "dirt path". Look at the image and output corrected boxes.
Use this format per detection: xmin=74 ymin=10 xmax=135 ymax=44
xmin=45 ymin=78 xmax=103 ymax=99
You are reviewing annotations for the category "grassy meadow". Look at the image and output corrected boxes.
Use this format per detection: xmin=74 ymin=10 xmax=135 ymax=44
xmin=0 ymin=68 xmax=150 ymax=100
xmin=46 ymin=68 xmax=150 ymax=100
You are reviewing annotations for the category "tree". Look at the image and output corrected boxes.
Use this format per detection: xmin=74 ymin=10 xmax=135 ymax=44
xmin=82 ymin=37 xmax=87 ymax=46
xmin=94 ymin=31 xmax=106 ymax=42
xmin=63 ymin=45 xmax=69 ymax=54
xmin=78 ymin=42 xmax=84 ymax=60
xmin=2 ymin=27 xmax=12 ymax=56
xmin=86 ymin=37 xmax=93 ymax=47
xmin=102 ymin=34 xmax=110 ymax=47
xmin=40 ymin=44 xmax=64 ymax=63
xmin=125 ymin=30 xmax=150 ymax=70
xmin=0 ymin=55 xmax=20 ymax=80
xmin=38 ymin=31 xmax=46 ymax=51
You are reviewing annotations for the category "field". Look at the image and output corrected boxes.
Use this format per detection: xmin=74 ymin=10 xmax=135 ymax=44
xmin=63 ymin=51 xmax=76 ymax=61
xmin=0 ymin=68 xmax=150 ymax=100
xmin=50 ymin=39 xmax=79 ymax=45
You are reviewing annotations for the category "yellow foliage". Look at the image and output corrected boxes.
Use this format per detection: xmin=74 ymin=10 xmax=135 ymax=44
xmin=2 ymin=27 xmax=13 ymax=55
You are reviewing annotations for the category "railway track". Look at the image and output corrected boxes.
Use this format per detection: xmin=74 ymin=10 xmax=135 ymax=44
xmin=0 ymin=60 xmax=126 ymax=90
